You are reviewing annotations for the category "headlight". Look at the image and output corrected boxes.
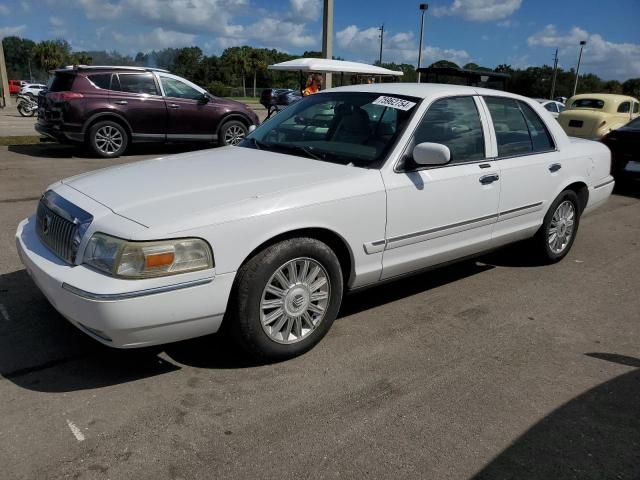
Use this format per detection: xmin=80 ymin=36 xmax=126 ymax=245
xmin=83 ymin=233 xmax=214 ymax=278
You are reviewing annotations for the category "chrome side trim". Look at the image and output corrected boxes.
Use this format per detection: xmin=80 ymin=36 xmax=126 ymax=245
xmin=594 ymin=178 xmax=615 ymax=190
xmin=497 ymin=201 xmax=544 ymax=221
xmin=62 ymin=277 xmax=214 ymax=301
xmin=383 ymin=213 xmax=498 ymax=251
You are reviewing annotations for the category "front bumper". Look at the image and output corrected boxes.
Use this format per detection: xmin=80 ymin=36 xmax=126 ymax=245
xmin=16 ymin=217 xmax=235 ymax=348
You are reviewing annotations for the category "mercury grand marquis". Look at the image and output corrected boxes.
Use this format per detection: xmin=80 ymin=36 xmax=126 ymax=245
xmin=16 ymin=84 xmax=614 ymax=360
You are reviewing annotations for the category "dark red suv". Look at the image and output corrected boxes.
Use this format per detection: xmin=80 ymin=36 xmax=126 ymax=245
xmin=37 ymin=66 xmax=259 ymax=158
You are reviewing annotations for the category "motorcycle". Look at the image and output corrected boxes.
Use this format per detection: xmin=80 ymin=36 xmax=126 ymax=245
xmin=16 ymin=94 xmax=38 ymax=117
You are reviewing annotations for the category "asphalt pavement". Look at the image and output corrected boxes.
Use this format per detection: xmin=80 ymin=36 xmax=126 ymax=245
xmin=0 ymin=144 xmax=639 ymax=480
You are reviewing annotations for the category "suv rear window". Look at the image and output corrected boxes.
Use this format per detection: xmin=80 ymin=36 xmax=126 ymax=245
xmin=48 ymin=73 xmax=75 ymax=92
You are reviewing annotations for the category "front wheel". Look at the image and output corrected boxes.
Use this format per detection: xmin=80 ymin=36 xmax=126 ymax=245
xmin=534 ymin=190 xmax=581 ymax=263
xmin=219 ymin=120 xmax=248 ymax=146
xmin=226 ymin=238 xmax=344 ymax=361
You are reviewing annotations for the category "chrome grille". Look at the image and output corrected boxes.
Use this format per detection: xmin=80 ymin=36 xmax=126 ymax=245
xmin=35 ymin=191 xmax=93 ymax=264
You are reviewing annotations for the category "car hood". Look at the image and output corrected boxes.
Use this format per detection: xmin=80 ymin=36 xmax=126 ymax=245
xmin=62 ymin=147 xmax=362 ymax=229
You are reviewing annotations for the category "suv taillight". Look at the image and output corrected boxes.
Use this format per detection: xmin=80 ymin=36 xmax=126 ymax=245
xmin=48 ymin=92 xmax=84 ymax=102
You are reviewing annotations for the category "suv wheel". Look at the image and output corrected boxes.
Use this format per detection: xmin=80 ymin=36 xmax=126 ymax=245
xmin=226 ymin=238 xmax=344 ymax=361
xmin=88 ymin=120 xmax=128 ymax=158
xmin=219 ymin=120 xmax=248 ymax=146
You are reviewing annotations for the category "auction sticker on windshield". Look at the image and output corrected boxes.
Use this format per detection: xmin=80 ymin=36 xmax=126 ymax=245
xmin=372 ymin=96 xmax=417 ymax=111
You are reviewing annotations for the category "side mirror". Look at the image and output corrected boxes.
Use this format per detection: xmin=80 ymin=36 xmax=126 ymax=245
xmin=199 ymin=92 xmax=210 ymax=103
xmin=248 ymin=125 xmax=257 ymax=133
xmin=412 ymin=142 xmax=451 ymax=166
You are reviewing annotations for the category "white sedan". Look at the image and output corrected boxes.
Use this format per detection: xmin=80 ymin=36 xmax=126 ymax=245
xmin=16 ymin=84 xmax=614 ymax=360
xmin=535 ymin=98 xmax=566 ymax=118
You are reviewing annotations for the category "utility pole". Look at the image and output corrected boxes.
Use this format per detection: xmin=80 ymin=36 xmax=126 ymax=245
xmin=550 ymin=48 xmax=558 ymax=100
xmin=572 ymin=40 xmax=587 ymax=97
xmin=378 ymin=24 xmax=384 ymax=65
xmin=417 ymin=3 xmax=428 ymax=83
xmin=322 ymin=0 xmax=333 ymax=89
xmin=0 ymin=37 xmax=11 ymax=108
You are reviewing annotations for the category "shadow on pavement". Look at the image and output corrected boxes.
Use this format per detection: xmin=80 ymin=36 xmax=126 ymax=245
xmin=473 ymin=353 xmax=640 ymax=480
xmin=1 ymin=259 xmax=491 ymax=391
xmin=7 ymin=142 xmax=212 ymax=159
xmin=613 ymin=176 xmax=640 ymax=199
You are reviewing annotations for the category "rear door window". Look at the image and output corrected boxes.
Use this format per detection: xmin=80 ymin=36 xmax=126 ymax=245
xmin=518 ymin=101 xmax=555 ymax=152
xmin=544 ymin=102 xmax=558 ymax=113
xmin=115 ymin=73 xmax=159 ymax=96
xmin=484 ymin=97 xmax=532 ymax=157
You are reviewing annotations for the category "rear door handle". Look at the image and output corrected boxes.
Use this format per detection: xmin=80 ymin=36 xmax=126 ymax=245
xmin=168 ymin=103 xmax=180 ymax=109
xmin=549 ymin=163 xmax=562 ymax=172
xmin=114 ymin=100 xmax=128 ymax=105
xmin=479 ymin=163 xmax=492 ymax=169
xmin=479 ymin=174 xmax=499 ymax=185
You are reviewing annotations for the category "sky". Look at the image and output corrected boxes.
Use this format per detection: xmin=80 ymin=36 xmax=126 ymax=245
xmin=1 ymin=0 xmax=639 ymax=81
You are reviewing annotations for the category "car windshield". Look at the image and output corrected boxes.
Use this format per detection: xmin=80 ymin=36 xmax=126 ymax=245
xmin=239 ymin=92 xmax=420 ymax=168
xmin=571 ymin=98 xmax=605 ymax=109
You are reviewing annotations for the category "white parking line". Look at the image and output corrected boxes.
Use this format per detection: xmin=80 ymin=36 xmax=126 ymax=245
xmin=0 ymin=304 xmax=9 ymax=322
xmin=66 ymin=420 xmax=85 ymax=442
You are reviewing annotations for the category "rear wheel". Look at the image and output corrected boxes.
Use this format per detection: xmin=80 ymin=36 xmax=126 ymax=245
xmin=226 ymin=238 xmax=343 ymax=361
xmin=88 ymin=120 xmax=128 ymax=158
xmin=17 ymin=102 xmax=34 ymax=117
xmin=534 ymin=190 xmax=581 ymax=263
xmin=219 ymin=120 xmax=248 ymax=146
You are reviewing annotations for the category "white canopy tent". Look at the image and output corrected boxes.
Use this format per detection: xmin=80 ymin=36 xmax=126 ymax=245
xmin=268 ymin=58 xmax=403 ymax=77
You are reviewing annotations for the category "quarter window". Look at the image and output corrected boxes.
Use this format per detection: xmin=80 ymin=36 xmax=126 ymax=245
xmin=88 ymin=73 xmax=111 ymax=90
xmin=115 ymin=73 xmax=159 ymax=95
xmin=633 ymin=103 xmax=639 ymax=114
xmin=413 ymin=96 xmax=485 ymax=164
xmin=618 ymin=102 xmax=631 ymax=113
xmin=160 ymin=77 xmax=203 ymax=100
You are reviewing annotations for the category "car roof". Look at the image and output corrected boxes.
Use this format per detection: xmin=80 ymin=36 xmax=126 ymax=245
xmin=51 ymin=65 xmax=170 ymax=74
xmin=325 ymin=82 xmax=533 ymax=103
xmin=569 ymin=93 xmax=638 ymax=103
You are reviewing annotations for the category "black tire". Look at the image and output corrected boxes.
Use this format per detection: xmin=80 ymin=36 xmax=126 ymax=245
xmin=534 ymin=190 xmax=581 ymax=263
xmin=226 ymin=238 xmax=344 ymax=361
xmin=218 ymin=120 xmax=248 ymax=146
xmin=17 ymin=103 xmax=33 ymax=117
xmin=88 ymin=120 xmax=128 ymax=158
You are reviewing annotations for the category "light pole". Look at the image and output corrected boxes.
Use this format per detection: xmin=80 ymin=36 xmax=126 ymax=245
xmin=572 ymin=40 xmax=587 ymax=97
xmin=378 ymin=24 xmax=384 ymax=65
xmin=417 ymin=3 xmax=428 ymax=83
xmin=322 ymin=0 xmax=334 ymax=89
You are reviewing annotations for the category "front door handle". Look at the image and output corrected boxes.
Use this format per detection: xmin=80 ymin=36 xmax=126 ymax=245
xmin=114 ymin=100 xmax=128 ymax=105
xmin=549 ymin=163 xmax=562 ymax=173
xmin=479 ymin=174 xmax=500 ymax=185
xmin=168 ymin=103 xmax=180 ymax=109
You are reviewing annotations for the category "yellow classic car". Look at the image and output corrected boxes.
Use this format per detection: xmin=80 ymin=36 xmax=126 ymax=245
xmin=558 ymin=93 xmax=639 ymax=139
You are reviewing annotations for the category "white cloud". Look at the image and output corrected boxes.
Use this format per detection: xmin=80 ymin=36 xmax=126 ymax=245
xmin=0 ymin=25 xmax=26 ymax=37
xmin=49 ymin=16 xmax=64 ymax=27
xmin=112 ymin=27 xmax=196 ymax=52
xmin=289 ymin=0 xmax=321 ymax=22
xmin=336 ymin=25 xmax=471 ymax=66
xmin=0 ymin=4 xmax=9 ymax=15
xmin=528 ymin=25 xmax=640 ymax=80
xmin=248 ymin=18 xmax=316 ymax=48
xmin=76 ymin=0 xmax=123 ymax=19
xmin=20 ymin=1 xmax=29 ymax=12
xmin=433 ymin=0 xmax=522 ymax=22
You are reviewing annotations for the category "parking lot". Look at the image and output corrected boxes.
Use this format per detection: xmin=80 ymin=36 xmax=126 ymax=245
xmin=0 ymin=136 xmax=639 ymax=479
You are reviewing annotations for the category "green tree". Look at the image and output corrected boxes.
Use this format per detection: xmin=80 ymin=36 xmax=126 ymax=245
xmin=622 ymin=78 xmax=640 ymax=98
xmin=173 ymin=46 xmax=204 ymax=82
xmin=33 ymin=39 xmax=71 ymax=72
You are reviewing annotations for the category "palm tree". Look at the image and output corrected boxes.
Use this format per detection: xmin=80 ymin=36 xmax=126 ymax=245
xmin=250 ymin=49 xmax=268 ymax=97
xmin=33 ymin=40 xmax=68 ymax=72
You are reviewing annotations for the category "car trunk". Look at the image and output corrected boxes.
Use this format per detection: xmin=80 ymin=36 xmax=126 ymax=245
xmin=38 ymin=72 xmax=77 ymax=125
xmin=558 ymin=109 xmax=606 ymax=139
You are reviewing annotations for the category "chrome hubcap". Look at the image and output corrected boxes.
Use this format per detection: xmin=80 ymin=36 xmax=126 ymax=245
xmin=224 ymin=125 xmax=245 ymax=145
xmin=260 ymin=257 xmax=330 ymax=344
xmin=95 ymin=126 xmax=123 ymax=154
xmin=548 ymin=200 xmax=575 ymax=254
